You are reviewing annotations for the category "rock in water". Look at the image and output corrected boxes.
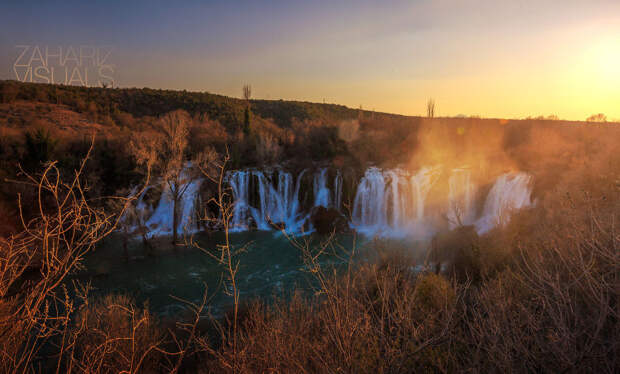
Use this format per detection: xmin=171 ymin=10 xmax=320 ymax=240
xmin=310 ymin=206 xmax=349 ymax=235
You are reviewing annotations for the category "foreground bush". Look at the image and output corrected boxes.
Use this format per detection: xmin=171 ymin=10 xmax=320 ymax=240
xmin=203 ymin=172 xmax=618 ymax=373
xmin=0 ymin=137 xmax=617 ymax=373
xmin=71 ymin=294 xmax=165 ymax=373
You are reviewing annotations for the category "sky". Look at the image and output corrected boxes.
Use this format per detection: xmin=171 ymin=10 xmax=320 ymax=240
xmin=1 ymin=0 xmax=619 ymax=120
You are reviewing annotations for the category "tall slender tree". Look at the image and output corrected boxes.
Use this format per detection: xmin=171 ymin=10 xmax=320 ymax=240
xmin=427 ymin=98 xmax=435 ymax=118
xmin=242 ymin=84 xmax=252 ymax=135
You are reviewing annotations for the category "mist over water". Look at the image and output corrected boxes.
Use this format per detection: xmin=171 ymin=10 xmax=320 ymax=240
xmin=136 ymin=165 xmax=534 ymax=240
xmin=474 ymin=172 xmax=534 ymax=234
xmin=351 ymin=167 xmax=442 ymax=237
xmin=447 ymin=168 xmax=477 ymax=229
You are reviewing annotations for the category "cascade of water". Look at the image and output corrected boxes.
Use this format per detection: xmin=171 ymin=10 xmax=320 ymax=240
xmin=351 ymin=168 xmax=388 ymax=233
xmin=292 ymin=169 xmax=307 ymax=218
xmin=144 ymin=165 xmax=203 ymax=237
xmin=227 ymin=169 xmax=307 ymax=232
xmin=134 ymin=185 xmax=152 ymax=215
xmin=410 ymin=167 xmax=441 ymax=222
xmin=136 ymin=165 xmax=534 ymax=239
xmin=447 ymin=168 xmax=476 ymax=228
xmin=384 ymin=169 xmax=406 ymax=228
xmin=475 ymin=172 xmax=533 ymax=234
xmin=351 ymin=167 xmax=441 ymax=236
xmin=256 ymin=171 xmax=284 ymax=229
xmin=227 ymin=170 xmax=254 ymax=231
xmin=313 ymin=168 xmax=331 ymax=208
xmin=254 ymin=171 xmax=274 ymax=230
xmin=333 ymin=171 xmax=342 ymax=210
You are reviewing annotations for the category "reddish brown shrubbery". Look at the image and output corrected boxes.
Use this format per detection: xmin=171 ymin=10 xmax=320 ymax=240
xmin=70 ymin=294 xmax=166 ymax=373
xmin=0 ymin=107 xmax=617 ymax=372
xmin=202 ymin=153 xmax=619 ymax=373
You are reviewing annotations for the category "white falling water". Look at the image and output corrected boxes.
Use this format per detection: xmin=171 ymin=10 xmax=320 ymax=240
xmin=227 ymin=169 xmax=307 ymax=232
xmin=133 ymin=165 xmax=534 ymax=239
xmin=411 ymin=167 xmax=441 ymax=221
xmin=384 ymin=169 xmax=407 ymax=228
xmin=352 ymin=168 xmax=387 ymax=233
xmin=312 ymin=168 xmax=343 ymax=211
xmin=351 ymin=167 xmax=441 ymax=237
xmin=143 ymin=165 xmax=203 ymax=238
xmin=333 ymin=171 xmax=342 ymax=210
xmin=313 ymin=168 xmax=331 ymax=208
xmin=227 ymin=170 xmax=257 ymax=231
xmin=474 ymin=172 xmax=533 ymax=234
xmin=447 ymin=168 xmax=477 ymax=228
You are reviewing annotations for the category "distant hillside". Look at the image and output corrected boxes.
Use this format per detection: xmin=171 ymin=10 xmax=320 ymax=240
xmin=0 ymin=79 xmax=618 ymax=237
xmin=2 ymin=80 xmax=617 ymax=131
xmin=0 ymin=80 xmax=401 ymax=130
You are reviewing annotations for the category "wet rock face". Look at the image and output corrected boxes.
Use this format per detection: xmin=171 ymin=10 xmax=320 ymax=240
xmin=310 ymin=206 xmax=350 ymax=235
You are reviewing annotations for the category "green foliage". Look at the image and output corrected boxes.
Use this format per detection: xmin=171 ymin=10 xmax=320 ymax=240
xmin=23 ymin=127 xmax=58 ymax=172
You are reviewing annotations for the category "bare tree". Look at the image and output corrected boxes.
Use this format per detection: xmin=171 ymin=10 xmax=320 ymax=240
xmin=132 ymin=110 xmax=196 ymax=248
xmin=586 ymin=113 xmax=607 ymax=122
xmin=160 ymin=111 xmax=193 ymax=247
xmin=242 ymin=84 xmax=252 ymax=101
xmin=242 ymin=85 xmax=252 ymax=135
xmin=426 ymin=98 xmax=435 ymax=118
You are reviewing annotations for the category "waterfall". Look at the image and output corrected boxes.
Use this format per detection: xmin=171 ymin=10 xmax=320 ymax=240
xmin=352 ymin=168 xmax=387 ymax=233
xmin=133 ymin=165 xmax=534 ymax=239
xmin=255 ymin=171 xmax=298 ymax=230
xmin=313 ymin=168 xmax=331 ymax=208
xmin=475 ymin=172 xmax=533 ymax=234
xmin=312 ymin=168 xmax=343 ymax=211
xmin=143 ymin=164 xmax=203 ymax=237
xmin=333 ymin=171 xmax=342 ymax=210
xmin=351 ymin=167 xmax=440 ymax=236
xmin=227 ymin=169 xmax=307 ymax=232
xmin=292 ymin=169 xmax=307 ymax=222
xmin=411 ymin=167 xmax=441 ymax=221
xmin=227 ymin=170 xmax=257 ymax=231
xmin=447 ymin=168 xmax=476 ymax=228
xmin=384 ymin=169 xmax=407 ymax=228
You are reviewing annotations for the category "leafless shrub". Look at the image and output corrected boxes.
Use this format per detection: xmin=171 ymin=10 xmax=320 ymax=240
xmin=0 ymin=138 xmax=149 ymax=372
xmin=459 ymin=179 xmax=619 ymax=372
xmin=202 ymin=229 xmax=462 ymax=373
xmin=337 ymin=119 xmax=360 ymax=143
xmin=70 ymin=294 xmax=165 ymax=373
xmin=255 ymin=131 xmax=282 ymax=164
xmin=186 ymin=147 xmax=252 ymax=371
